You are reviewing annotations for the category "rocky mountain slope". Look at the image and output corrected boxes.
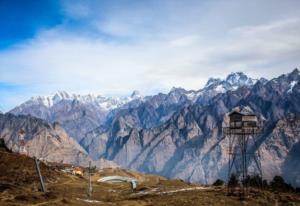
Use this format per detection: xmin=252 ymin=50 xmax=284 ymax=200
xmin=80 ymin=72 xmax=259 ymax=159
xmin=9 ymin=91 xmax=144 ymax=142
xmin=0 ymin=113 xmax=117 ymax=168
xmin=260 ymin=113 xmax=300 ymax=186
xmin=8 ymin=69 xmax=300 ymax=187
xmin=10 ymin=72 xmax=256 ymax=143
xmin=82 ymin=69 xmax=300 ymax=186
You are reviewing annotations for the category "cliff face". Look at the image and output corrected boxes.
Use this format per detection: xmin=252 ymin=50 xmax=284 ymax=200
xmin=9 ymin=98 xmax=109 ymax=143
xmin=82 ymin=69 xmax=300 ymax=186
xmin=0 ymin=113 xmax=117 ymax=169
xmin=260 ymin=113 xmax=300 ymax=186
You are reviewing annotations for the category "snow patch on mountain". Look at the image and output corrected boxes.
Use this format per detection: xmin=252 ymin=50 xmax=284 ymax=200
xmin=288 ymin=81 xmax=297 ymax=93
xmin=215 ymin=85 xmax=226 ymax=93
xmin=170 ymin=72 xmax=258 ymax=103
xmin=226 ymin=72 xmax=256 ymax=86
xmin=29 ymin=91 xmax=144 ymax=111
xmin=205 ymin=78 xmax=222 ymax=87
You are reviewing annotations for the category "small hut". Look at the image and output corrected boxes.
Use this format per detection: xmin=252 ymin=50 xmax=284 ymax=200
xmin=72 ymin=167 xmax=84 ymax=176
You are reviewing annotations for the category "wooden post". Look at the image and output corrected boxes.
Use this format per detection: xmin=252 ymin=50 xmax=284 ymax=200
xmin=34 ymin=157 xmax=46 ymax=192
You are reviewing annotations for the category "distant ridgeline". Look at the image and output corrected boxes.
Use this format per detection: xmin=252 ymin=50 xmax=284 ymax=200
xmin=6 ymin=68 xmax=300 ymax=187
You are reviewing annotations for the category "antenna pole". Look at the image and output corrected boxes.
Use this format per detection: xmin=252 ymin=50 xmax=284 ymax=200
xmin=87 ymin=161 xmax=93 ymax=198
xmin=34 ymin=157 xmax=46 ymax=192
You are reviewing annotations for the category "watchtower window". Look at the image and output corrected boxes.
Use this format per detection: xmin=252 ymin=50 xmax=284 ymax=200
xmin=230 ymin=121 xmax=242 ymax=128
xmin=243 ymin=121 xmax=257 ymax=127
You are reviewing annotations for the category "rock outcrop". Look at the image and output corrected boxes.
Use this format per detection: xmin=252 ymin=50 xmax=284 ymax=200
xmin=0 ymin=113 xmax=117 ymax=169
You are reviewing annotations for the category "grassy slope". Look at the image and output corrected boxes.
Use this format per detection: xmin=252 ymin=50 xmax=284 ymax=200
xmin=0 ymin=149 xmax=300 ymax=206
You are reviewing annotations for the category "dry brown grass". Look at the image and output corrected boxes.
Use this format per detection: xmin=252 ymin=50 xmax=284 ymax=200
xmin=1 ymin=150 xmax=300 ymax=206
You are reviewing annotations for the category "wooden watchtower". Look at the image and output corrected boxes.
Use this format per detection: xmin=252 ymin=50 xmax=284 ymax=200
xmin=224 ymin=109 xmax=262 ymax=197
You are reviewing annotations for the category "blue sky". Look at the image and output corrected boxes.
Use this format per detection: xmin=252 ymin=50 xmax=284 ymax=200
xmin=0 ymin=0 xmax=300 ymax=111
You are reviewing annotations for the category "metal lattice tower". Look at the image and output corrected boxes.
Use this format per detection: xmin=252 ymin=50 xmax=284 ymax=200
xmin=223 ymin=109 xmax=262 ymax=195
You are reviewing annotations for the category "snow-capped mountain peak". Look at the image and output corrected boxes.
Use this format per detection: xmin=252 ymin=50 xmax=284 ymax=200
xmin=165 ymin=72 xmax=258 ymax=104
xmin=203 ymin=72 xmax=257 ymax=91
xmin=28 ymin=91 xmax=144 ymax=111
xmin=225 ymin=72 xmax=256 ymax=86
xmin=205 ymin=78 xmax=222 ymax=87
xmin=130 ymin=90 xmax=142 ymax=99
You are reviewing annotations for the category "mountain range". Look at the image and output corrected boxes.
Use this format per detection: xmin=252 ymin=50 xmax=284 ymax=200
xmin=0 ymin=113 xmax=117 ymax=168
xmin=3 ymin=68 xmax=300 ymax=186
xmin=9 ymin=90 xmax=144 ymax=142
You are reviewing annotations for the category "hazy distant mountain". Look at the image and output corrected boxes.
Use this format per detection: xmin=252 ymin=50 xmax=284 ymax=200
xmin=9 ymin=91 xmax=144 ymax=142
xmin=0 ymin=113 xmax=117 ymax=169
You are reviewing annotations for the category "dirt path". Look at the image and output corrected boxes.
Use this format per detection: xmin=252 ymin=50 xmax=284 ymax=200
xmin=132 ymin=186 xmax=209 ymax=197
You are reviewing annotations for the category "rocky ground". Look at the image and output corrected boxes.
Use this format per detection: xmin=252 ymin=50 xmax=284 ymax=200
xmin=1 ymin=147 xmax=300 ymax=206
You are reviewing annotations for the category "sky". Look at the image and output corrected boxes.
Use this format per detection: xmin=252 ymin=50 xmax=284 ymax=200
xmin=0 ymin=0 xmax=300 ymax=111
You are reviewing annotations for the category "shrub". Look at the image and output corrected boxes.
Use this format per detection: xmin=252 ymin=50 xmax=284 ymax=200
xmin=249 ymin=175 xmax=263 ymax=188
xmin=242 ymin=175 xmax=250 ymax=187
xmin=213 ymin=179 xmax=224 ymax=186
xmin=228 ymin=174 xmax=239 ymax=188
xmin=241 ymin=175 xmax=263 ymax=188
xmin=262 ymin=179 xmax=269 ymax=189
xmin=270 ymin=176 xmax=294 ymax=193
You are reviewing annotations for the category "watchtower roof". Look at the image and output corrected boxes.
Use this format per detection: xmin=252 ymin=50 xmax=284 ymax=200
xmin=229 ymin=110 xmax=256 ymax=117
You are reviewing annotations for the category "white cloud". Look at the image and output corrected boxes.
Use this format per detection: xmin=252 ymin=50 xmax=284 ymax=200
xmin=0 ymin=0 xmax=300 ymax=110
